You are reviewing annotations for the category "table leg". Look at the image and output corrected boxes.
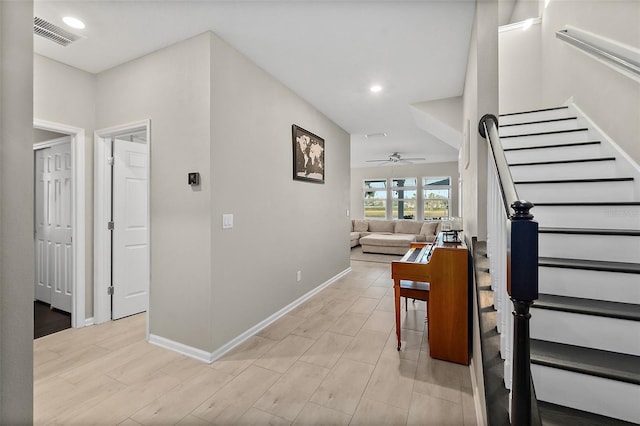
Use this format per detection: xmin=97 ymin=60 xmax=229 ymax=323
xmin=394 ymin=279 xmax=401 ymax=351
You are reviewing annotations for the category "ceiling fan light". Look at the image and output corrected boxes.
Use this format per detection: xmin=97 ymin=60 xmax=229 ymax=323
xmin=370 ymin=85 xmax=383 ymax=93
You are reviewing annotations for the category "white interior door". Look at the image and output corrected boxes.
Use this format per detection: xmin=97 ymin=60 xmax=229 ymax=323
xmin=112 ymin=138 xmax=149 ymax=319
xmin=34 ymin=139 xmax=73 ymax=312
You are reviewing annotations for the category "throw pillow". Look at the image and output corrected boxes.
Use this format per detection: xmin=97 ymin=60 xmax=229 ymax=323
xmin=420 ymin=221 xmax=438 ymax=236
xmin=354 ymin=219 xmax=369 ymax=232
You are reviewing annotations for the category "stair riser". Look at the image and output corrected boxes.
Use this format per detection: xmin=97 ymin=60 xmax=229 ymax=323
xmin=502 ymin=131 xmax=590 ymax=147
xmin=540 ymin=233 xmax=640 ymax=263
xmin=532 ymin=364 xmax=640 ymax=423
xmin=530 ymin=308 xmax=640 ymax=356
xmin=532 ymin=205 xmax=640 ymax=229
xmin=509 ymin=161 xmax=616 ymax=181
xmin=499 ymin=120 xmax=580 ymax=137
xmin=516 ymin=181 xmax=636 ymax=203
xmin=539 ymin=266 xmax=640 ymax=304
xmin=500 ymin=109 xmax=572 ymax=126
xmin=504 ymin=144 xmax=602 ymax=164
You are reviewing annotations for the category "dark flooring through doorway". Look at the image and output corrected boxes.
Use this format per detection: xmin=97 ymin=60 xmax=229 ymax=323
xmin=34 ymin=300 xmax=71 ymax=339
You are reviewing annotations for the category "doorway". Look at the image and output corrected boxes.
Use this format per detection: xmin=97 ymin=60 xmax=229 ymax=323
xmin=94 ymin=121 xmax=150 ymax=329
xmin=33 ymin=119 xmax=86 ymax=331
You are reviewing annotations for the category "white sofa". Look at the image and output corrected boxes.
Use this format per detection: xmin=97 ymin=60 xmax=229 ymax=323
xmin=350 ymin=219 xmax=442 ymax=255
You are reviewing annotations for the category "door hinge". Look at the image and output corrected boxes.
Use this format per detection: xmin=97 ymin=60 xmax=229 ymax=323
xmin=108 ymin=221 xmax=114 ymax=230
xmin=108 ymin=156 xmax=114 ymax=166
xmin=107 ymin=286 xmax=114 ymax=296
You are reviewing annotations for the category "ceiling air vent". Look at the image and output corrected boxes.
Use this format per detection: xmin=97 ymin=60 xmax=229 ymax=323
xmin=34 ymin=17 xmax=81 ymax=47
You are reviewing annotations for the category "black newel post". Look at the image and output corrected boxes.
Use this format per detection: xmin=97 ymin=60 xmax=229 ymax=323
xmin=508 ymin=200 xmax=538 ymax=426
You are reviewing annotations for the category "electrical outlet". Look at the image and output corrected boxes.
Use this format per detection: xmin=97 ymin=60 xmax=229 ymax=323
xmin=297 ymin=270 xmax=302 ymax=282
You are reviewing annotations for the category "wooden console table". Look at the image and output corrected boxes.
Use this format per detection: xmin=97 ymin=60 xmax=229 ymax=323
xmin=391 ymin=234 xmax=470 ymax=365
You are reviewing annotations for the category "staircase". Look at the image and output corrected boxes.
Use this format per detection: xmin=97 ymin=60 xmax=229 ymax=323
xmin=499 ymin=105 xmax=640 ymax=424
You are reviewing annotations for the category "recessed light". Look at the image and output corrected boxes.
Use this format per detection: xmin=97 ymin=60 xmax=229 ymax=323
xmin=63 ymin=16 xmax=85 ymax=30
xmin=370 ymin=85 xmax=383 ymax=93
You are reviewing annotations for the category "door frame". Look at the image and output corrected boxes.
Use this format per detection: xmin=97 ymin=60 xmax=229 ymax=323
xmin=33 ymin=119 xmax=86 ymax=328
xmin=94 ymin=120 xmax=151 ymax=334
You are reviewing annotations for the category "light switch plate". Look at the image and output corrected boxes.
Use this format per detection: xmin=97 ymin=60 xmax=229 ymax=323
xmin=222 ymin=214 xmax=233 ymax=229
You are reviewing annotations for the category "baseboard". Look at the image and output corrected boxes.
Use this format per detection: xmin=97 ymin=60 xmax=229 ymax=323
xmin=470 ymin=357 xmax=487 ymax=426
xmin=149 ymin=333 xmax=215 ymax=363
xmin=84 ymin=317 xmax=94 ymax=327
xmin=149 ymin=267 xmax=352 ymax=364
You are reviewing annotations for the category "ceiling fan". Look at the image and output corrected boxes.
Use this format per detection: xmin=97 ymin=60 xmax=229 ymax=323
xmin=365 ymin=152 xmax=426 ymax=164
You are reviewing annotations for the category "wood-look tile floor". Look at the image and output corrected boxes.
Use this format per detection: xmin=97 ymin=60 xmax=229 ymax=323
xmin=34 ymin=260 xmax=477 ymax=425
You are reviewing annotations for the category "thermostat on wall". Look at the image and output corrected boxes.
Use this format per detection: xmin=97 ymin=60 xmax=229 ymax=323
xmin=188 ymin=172 xmax=200 ymax=186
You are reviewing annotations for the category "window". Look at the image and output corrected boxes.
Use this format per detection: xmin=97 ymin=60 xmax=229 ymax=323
xmin=423 ymin=177 xmax=450 ymax=220
xmin=391 ymin=178 xmax=417 ymax=219
xmin=363 ymin=179 xmax=387 ymax=219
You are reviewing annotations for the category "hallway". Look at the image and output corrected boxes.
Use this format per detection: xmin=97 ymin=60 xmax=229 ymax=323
xmin=34 ymin=260 xmax=476 ymax=425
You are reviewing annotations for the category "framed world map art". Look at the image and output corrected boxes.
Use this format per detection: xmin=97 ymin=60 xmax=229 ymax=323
xmin=292 ymin=124 xmax=325 ymax=183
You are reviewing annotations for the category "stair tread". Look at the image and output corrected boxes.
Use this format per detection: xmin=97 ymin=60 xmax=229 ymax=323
xmin=539 ymin=227 xmax=640 ymax=236
xmin=500 ymin=106 xmax=569 ymax=117
xmin=534 ymin=293 xmax=640 ymax=321
xmin=503 ymin=141 xmax=601 ymax=152
xmin=531 ymin=339 xmax=640 ymax=385
xmin=538 ymin=401 xmax=638 ymax=426
xmin=509 ymin=157 xmax=616 ymax=167
xmin=534 ymin=201 xmax=640 ymax=206
xmin=539 ymin=257 xmax=640 ymax=274
xmin=515 ymin=177 xmax=633 ymax=184
xmin=502 ymin=128 xmax=588 ymax=139
xmin=499 ymin=116 xmax=578 ymax=128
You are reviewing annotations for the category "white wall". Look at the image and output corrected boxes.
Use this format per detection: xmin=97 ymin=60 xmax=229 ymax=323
xmin=350 ymin=162 xmax=459 ymax=220
xmin=499 ymin=23 xmax=543 ymax=113
xmin=0 ymin=0 xmax=34 ymax=422
xmin=96 ymin=33 xmax=213 ymax=351
xmin=499 ymin=0 xmax=640 ymax=163
xmin=34 ymin=54 xmax=96 ymax=316
xmin=209 ymin=32 xmax=351 ymax=349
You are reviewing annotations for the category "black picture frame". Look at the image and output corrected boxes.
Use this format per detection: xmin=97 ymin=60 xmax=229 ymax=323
xmin=292 ymin=125 xmax=325 ymax=184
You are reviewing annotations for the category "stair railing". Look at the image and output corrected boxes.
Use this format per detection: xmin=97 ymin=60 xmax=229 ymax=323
xmin=479 ymin=114 xmax=540 ymax=425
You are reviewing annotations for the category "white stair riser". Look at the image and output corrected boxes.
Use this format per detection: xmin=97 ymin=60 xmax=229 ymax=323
xmin=532 ymin=364 xmax=640 ymax=424
xmin=539 ymin=266 xmax=640 ymax=304
xmin=540 ymin=233 xmax=640 ymax=263
xmin=509 ymin=161 xmax=617 ymax=181
xmin=499 ymin=119 xmax=581 ymax=137
xmin=502 ymin=130 xmax=590 ymax=146
xmin=504 ymin=144 xmax=603 ymax=164
xmin=516 ymin=181 xmax=636 ymax=203
xmin=500 ymin=109 xmax=572 ymax=126
xmin=530 ymin=308 xmax=640 ymax=356
xmin=533 ymin=205 xmax=640 ymax=229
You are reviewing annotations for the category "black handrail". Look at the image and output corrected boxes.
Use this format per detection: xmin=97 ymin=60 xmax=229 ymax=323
xmin=479 ymin=114 xmax=540 ymax=426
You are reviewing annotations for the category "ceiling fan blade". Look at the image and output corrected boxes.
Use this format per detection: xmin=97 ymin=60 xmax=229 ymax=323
xmin=365 ymin=159 xmax=391 ymax=163
xmin=401 ymin=157 xmax=426 ymax=161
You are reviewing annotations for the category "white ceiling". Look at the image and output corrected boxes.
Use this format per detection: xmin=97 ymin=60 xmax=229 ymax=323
xmin=34 ymin=1 xmax=477 ymax=168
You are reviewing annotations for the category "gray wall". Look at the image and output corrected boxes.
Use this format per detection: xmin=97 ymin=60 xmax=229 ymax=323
xmin=34 ymin=54 xmax=97 ymax=316
xmin=93 ymin=31 xmax=350 ymax=353
xmin=96 ymin=33 xmax=213 ymax=350
xmin=0 ymin=0 xmax=34 ymax=423
xmin=350 ymin=162 xmax=459 ymax=220
xmin=209 ymin=32 xmax=351 ymax=349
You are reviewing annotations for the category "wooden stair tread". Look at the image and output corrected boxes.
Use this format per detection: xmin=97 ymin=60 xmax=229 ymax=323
xmin=533 ymin=294 xmax=640 ymax=322
xmin=539 ymin=227 xmax=640 ymax=237
xmin=531 ymin=339 xmax=640 ymax=385
xmin=515 ymin=177 xmax=633 ymax=185
xmin=501 ymin=128 xmax=588 ymax=139
xmin=500 ymin=106 xmax=568 ymax=117
xmin=534 ymin=201 xmax=640 ymax=206
xmin=509 ymin=157 xmax=615 ymax=167
xmin=499 ymin=116 xmax=577 ymax=128
xmin=539 ymin=257 xmax=640 ymax=274
xmin=538 ymin=401 xmax=638 ymax=426
xmin=503 ymin=141 xmax=601 ymax=152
